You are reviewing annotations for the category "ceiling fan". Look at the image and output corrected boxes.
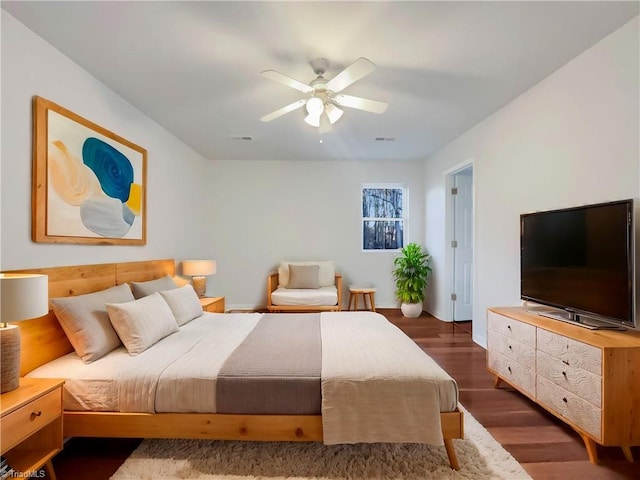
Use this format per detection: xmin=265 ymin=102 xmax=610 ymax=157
xmin=260 ymin=57 xmax=388 ymax=134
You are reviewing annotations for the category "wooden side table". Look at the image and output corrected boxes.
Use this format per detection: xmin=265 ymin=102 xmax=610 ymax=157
xmin=200 ymin=296 xmax=225 ymax=313
xmin=348 ymin=285 xmax=377 ymax=312
xmin=1 ymin=378 xmax=64 ymax=480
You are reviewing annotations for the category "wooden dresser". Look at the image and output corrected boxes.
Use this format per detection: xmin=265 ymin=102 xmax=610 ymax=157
xmin=487 ymin=306 xmax=640 ymax=464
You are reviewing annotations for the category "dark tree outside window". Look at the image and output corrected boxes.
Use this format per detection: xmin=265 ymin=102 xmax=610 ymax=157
xmin=362 ymin=187 xmax=405 ymax=250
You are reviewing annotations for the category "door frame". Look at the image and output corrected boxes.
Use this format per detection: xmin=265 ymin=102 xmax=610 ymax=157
xmin=444 ymin=160 xmax=475 ymax=322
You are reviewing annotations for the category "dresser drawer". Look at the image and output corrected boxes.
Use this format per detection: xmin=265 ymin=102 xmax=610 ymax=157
xmin=487 ymin=329 xmax=535 ymax=366
xmin=488 ymin=349 xmax=535 ymax=396
xmin=536 ymin=375 xmax=601 ymax=440
xmin=536 ymin=350 xmax=602 ymax=408
xmin=1 ymin=388 xmax=61 ymax=451
xmin=537 ymin=328 xmax=602 ymax=376
xmin=488 ymin=311 xmax=536 ymax=345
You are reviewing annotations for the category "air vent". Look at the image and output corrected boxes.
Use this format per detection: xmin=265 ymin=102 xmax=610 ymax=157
xmin=231 ymin=136 xmax=253 ymax=141
xmin=375 ymin=137 xmax=395 ymax=141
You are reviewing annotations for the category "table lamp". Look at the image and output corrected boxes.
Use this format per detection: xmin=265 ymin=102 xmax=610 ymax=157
xmin=182 ymin=260 xmax=216 ymax=297
xmin=0 ymin=273 xmax=49 ymax=393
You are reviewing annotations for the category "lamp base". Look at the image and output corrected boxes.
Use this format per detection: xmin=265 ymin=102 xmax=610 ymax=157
xmin=192 ymin=276 xmax=207 ymax=297
xmin=1 ymin=324 xmax=21 ymax=393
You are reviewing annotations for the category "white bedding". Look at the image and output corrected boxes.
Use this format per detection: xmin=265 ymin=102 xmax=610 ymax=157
xmin=320 ymin=312 xmax=457 ymax=445
xmin=28 ymin=311 xmax=458 ymax=445
xmin=28 ymin=313 xmax=261 ymax=412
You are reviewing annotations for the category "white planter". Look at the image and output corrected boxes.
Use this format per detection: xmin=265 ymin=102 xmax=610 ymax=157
xmin=400 ymin=302 xmax=423 ymax=318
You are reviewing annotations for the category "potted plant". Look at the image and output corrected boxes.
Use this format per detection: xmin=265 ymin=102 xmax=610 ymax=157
xmin=392 ymin=242 xmax=432 ymax=318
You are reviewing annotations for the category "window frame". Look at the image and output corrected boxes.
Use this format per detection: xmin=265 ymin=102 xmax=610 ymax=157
xmin=361 ymin=183 xmax=408 ymax=252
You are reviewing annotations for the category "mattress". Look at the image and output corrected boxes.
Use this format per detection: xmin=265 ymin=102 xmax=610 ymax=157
xmin=28 ymin=312 xmax=262 ymax=412
xmin=28 ymin=311 xmax=458 ymax=445
xmin=271 ymin=286 xmax=338 ymax=306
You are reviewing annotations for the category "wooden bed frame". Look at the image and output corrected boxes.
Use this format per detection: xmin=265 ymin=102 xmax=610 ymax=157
xmin=9 ymin=259 xmax=464 ymax=470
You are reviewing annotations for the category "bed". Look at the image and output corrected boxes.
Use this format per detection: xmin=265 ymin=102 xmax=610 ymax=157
xmin=12 ymin=259 xmax=464 ymax=470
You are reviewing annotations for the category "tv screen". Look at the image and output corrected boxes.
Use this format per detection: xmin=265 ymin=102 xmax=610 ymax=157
xmin=520 ymin=199 xmax=634 ymax=328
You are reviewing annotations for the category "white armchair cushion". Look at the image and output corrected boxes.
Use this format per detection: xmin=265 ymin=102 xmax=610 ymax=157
xmin=278 ymin=261 xmax=335 ymax=288
xmin=271 ymin=286 xmax=338 ymax=306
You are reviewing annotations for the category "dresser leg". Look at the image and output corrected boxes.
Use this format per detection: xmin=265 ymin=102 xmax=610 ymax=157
xmin=580 ymin=433 xmax=599 ymax=464
xmin=620 ymin=445 xmax=634 ymax=462
xmin=493 ymin=376 xmax=503 ymax=389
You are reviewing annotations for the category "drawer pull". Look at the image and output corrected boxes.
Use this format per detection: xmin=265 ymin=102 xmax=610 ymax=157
xmin=562 ymin=360 xmax=570 ymax=366
xmin=507 ymin=325 xmax=512 ymax=330
xmin=508 ymin=345 xmax=512 ymax=350
xmin=508 ymin=366 xmax=512 ymax=373
xmin=30 ymin=410 xmax=42 ymax=420
xmin=562 ymin=371 xmax=567 ymax=377
xmin=562 ymin=397 xmax=568 ymax=403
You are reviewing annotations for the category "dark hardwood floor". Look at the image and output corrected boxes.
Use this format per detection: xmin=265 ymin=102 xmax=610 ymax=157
xmin=48 ymin=310 xmax=639 ymax=479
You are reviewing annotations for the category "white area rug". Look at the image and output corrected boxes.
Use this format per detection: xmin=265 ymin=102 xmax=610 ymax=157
xmin=110 ymin=406 xmax=531 ymax=480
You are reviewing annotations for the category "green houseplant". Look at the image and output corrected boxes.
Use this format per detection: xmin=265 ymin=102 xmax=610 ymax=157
xmin=392 ymin=242 xmax=432 ymax=317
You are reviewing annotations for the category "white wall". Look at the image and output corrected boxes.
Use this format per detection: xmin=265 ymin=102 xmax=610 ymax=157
xmin=1 ymin=12 xmax=211 ymax=272
xmin=206 ymin=160 xmax=425 ymax=309
xmin=424 ymin=17 xmax=640 ymax=347
xmin=8 ymin=8 xmax=635 ymax=322
xmin=0 ymin=11 xmax=425 ymax=309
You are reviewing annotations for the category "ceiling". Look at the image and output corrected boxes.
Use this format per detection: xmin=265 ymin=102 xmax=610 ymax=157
xmin=3 ymin=1 xmax=638 ymax=162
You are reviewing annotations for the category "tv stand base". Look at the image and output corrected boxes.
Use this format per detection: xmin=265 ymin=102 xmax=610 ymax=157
xmin=536 ymin=311 xmax=627 ymax=330
xmin=525 ymin=308 xmax=627 ymax=330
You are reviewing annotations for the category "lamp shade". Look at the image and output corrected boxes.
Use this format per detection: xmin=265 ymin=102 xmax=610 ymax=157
xmin=0 ymin=274 xmax=49 ymax=323
xmin=182 ymin=260 xmax=216 ymax=277
xmin=0 ymin=273 xmax=48 ymax=393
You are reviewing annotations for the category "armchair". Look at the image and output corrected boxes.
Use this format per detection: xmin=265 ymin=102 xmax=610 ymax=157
xmin=267 ymin=261 xmax=342 ymax=312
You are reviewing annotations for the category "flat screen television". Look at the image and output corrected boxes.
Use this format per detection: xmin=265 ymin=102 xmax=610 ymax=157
xmin=520 ymin=199 xmax=635 ymax=330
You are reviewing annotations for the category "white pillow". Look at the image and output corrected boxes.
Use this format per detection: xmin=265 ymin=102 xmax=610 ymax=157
xmin=130 ymin=275 xmax=178 ymax=299
xmin=278 ymin=261 xmax=335 ymax=288
xmin=51 ymin=283 xmax=135 ymax=363
xmin=106 ymin=293 xmax=178 ymax=355
xmin=159 ymin=284 xmax=203 ymax=326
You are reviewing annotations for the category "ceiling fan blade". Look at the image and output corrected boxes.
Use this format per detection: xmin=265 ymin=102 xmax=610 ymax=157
xmin=326 ymin=57 xmax=376 ymax=93
xmin=334 ymin=94 xmax=388 ymax=114
xmin=261 ymin=70 xmax=314 ymax=93
xmin=260 ymin=99 xmax=307 ymax=122
xmin=318 ymin=111 xmax=332 ymax=134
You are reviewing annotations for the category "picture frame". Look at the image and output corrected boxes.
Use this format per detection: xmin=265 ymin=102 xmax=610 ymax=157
xmin=32 ymin=96 xmax=147 ymax=245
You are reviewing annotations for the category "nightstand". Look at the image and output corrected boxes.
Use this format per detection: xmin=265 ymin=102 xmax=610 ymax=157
xmin=200 ymin=296 xmax=225 ymax=313
xmin=1 ymin=378 xmax=64 ymax=480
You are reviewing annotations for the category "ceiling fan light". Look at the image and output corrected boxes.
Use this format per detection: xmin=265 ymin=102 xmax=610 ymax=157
xmin=325 ymin=104 xmax=344 ymax=124
xmin=319 ymin=111 xmax=332 ymax=134
xmin=306 ymin=97 xmax=324 ymax=116
xmin=304 ymin=113 xmax=320 ymax=127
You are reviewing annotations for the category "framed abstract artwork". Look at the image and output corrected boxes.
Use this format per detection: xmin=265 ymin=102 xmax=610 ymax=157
xmin=32 ymin=96 xmax=147 ymax=245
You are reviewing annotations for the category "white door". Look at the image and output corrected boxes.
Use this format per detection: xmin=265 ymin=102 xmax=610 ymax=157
xmin=452 ymin=168 xmax=473 ymax=321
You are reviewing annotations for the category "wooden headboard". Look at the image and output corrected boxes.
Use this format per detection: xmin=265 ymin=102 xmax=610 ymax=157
xmin=4 ymin=259 xmax=175 ymax=375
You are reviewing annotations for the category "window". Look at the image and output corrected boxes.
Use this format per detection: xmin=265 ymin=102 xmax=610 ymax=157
xmin=362 ymin=185 xmax=406 ymax=250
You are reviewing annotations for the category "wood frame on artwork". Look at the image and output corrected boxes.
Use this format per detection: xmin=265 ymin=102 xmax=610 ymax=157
xmin=32 ymin=96 xmax=147 ymax=245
